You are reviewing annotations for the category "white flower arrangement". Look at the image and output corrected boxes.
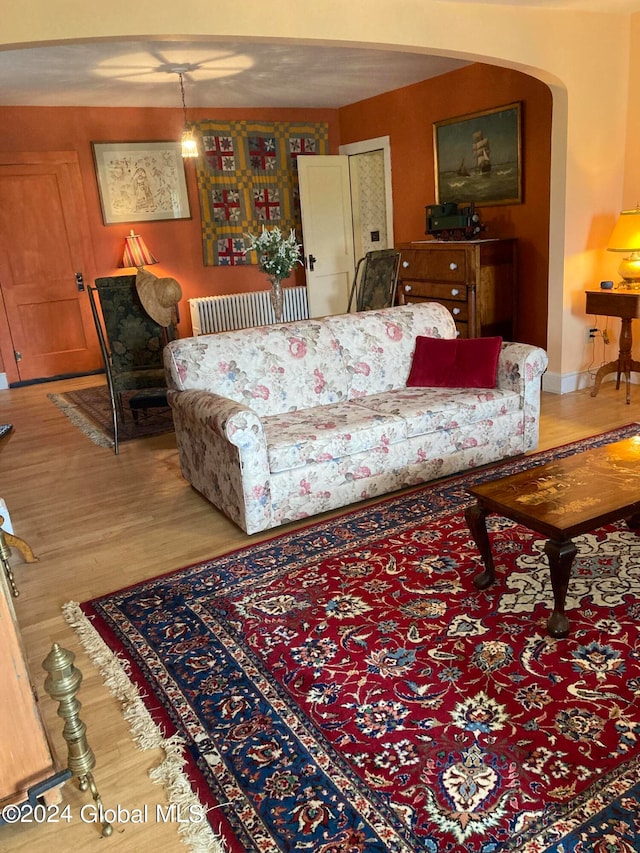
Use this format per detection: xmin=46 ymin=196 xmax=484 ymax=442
xmin=244 ymin=226 xmax=302 ymax=281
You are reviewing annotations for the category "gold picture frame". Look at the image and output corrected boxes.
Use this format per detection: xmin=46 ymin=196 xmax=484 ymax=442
xmin=433 ymin=102 xmax=522 ymax=207
xmin=92 ymin=141 xmax=191 ymax=224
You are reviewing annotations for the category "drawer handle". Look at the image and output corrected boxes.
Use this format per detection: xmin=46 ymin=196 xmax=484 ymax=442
xmin=450 ymin=288 xmax=460 ymax=296
xmin=452 ymin=307 xmax=461 ymax=315
xmin=449 ymin=262 xmax=458 ymax=271
xmin=402 ymin=260 xmax=410 ymax=268
xmin=404 ymin=284 xmax=412 ymax=293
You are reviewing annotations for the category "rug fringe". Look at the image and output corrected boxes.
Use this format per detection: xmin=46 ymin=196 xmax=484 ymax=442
xmin=48 ymin=393 xmax=114 ymax=449
xmin=63 ymin=601 xmax=226 ymax=853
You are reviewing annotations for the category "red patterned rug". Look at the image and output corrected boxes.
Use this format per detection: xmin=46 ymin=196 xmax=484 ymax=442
xmin=65 ymin=425 xmax=640 ymax=852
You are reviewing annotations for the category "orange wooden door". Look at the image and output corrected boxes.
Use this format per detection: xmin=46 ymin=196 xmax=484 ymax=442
xmin=0 ymin=153 xmax=101 ymax=383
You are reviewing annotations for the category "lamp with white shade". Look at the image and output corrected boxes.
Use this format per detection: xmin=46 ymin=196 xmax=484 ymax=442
xmin=607 ymin=207 xmax=640 ymax=286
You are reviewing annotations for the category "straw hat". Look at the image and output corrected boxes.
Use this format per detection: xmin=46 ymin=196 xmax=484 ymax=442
xmin=135 ymin=268 xmax=182 ymax=327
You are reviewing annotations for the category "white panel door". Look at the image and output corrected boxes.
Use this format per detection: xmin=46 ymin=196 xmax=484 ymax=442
xmin=297 ymin=155 xmax=355 ymax=317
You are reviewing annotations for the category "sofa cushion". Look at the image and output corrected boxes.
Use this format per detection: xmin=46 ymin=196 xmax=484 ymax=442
xmin=164 ymin=320 xmax=349 ymax=416
xmin=407 ymin=336 xmax=502 ymax=389
xmin=325 ymin=303 xmax=457 ymax=399
xmin=262 ymin=401 xmax=407 ymax=473
xmin=358 ymin=386 xmax=521 ymax=437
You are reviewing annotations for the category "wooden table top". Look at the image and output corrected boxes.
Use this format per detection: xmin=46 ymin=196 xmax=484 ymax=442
xmin=585 ymin=287 xmax=640 ymax=319
xmin=468 ymin=437 xmax=640 ymax=540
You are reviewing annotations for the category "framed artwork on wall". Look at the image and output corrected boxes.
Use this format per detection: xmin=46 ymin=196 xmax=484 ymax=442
xmin=433 ymin=102 xmax=522 ymax=206
xmin=92 ymin=141 xmax=191 ymax=224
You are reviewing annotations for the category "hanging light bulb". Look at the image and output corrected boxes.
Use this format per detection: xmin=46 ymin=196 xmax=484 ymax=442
xmin=181 ymin=128 xmax=198 ymax=159
xmin=177 ymin=71 xmax=198 ymax=159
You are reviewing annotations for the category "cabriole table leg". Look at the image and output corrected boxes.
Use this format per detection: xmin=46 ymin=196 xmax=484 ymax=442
xmin=465 ymin=501 xmax=496 ymax=590
xmin=543 ymin=537 xmax=577 ymax=639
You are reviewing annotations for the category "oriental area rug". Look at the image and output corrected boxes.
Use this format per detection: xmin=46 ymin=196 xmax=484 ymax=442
xmin=48 ymin=385 xmax=174 ymax=449
xmin=65 ymin=425 xmax=640 ymax=853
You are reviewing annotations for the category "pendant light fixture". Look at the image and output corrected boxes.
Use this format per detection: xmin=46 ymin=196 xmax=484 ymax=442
xmin=175 ymin=69 xmax=198 ymax=159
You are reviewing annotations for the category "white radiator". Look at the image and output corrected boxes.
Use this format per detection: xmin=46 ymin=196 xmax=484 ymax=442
xmin=189 ymin=286 xmax=309 ymax=335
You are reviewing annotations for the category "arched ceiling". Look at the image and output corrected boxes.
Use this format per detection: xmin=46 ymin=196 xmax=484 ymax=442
xmin=0 ymin=40 xmax=470 ymax=109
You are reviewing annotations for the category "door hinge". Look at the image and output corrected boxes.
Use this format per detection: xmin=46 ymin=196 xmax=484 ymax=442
xmin=14 ymin=351 xmax=22 ymax=362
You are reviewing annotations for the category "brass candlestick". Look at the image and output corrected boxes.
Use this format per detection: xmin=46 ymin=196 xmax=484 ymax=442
xmin=43 ymin=643 xmax=113 ymax=837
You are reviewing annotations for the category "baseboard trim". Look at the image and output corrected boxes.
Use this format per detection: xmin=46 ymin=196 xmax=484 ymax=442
xmin=543 ymin=369 xmax=639 ymax=395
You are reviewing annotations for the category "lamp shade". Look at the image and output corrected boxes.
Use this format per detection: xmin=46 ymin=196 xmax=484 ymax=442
xmin=607 ymin=209 xmax=640 ymax=283
xmin=607 ymin=209 xmax=640 ymax=252
xmin=121 ymin=230 xmax=158 ymax=268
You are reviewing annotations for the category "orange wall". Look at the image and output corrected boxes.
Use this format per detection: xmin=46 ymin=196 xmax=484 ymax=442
xmin=0 ymin=105 xmax=339 ymax=339
xmin=0 ymin=62 xmax=550 ymax=356
xmin=339 ymin=64 xmax=552 ymax=348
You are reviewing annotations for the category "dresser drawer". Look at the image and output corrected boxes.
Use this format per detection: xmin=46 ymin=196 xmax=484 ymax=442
xmin=440 ymin=300 xmax=468 ymax=322
xmin=404 ymin=295 xmax=468 ymax=322
xmin=400 ymin=250 xmax=467 ymax=282
xmin=401 ymin=281 xmax=467 ymax=301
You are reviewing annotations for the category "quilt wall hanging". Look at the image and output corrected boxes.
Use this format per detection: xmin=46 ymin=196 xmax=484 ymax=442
xmin=193 ymin=120 xmax=329 ymax=266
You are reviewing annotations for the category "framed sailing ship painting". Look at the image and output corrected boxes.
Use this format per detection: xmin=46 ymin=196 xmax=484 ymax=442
xmin=433 ymin=102 xmax=522 ymax=206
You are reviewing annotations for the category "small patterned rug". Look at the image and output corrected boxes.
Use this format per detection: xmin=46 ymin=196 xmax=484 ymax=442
xmin=65 ymin=425 xmax=640 ymax=851
xmin=48 ymin=385 xmax=174 ymax=449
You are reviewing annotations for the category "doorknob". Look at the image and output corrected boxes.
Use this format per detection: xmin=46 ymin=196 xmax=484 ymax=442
xmin=75 ymin=272 xmax=85 ymax=292
xmin=307 ymin=254 xmax=317 ymax=272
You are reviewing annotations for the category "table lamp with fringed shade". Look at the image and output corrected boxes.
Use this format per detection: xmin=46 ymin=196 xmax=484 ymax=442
xmin=120 ymin=230 xmax=158 ymax=269
xmin=607 ymin=208 xmax=640 ymax=286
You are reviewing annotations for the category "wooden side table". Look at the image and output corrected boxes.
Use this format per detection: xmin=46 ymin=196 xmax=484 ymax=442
xmin=585 ymin=287 xmax=640 ymax=404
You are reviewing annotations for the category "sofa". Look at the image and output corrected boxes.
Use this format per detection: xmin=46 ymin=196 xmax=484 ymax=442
xmin=164 ymin=302 xmax=548 ymax=534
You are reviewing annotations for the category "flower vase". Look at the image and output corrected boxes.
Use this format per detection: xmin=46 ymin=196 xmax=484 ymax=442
xmin=268 ymin=277 xmax=284 ymax=323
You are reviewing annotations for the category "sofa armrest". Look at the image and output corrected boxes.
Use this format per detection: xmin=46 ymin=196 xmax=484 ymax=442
xmin=497 ymin=342 xmax=548 ymax=452
xmin=168 ymin=389 xmax=272 ymax=534
xmin=169 ymin=389 xmax=264 ymax=444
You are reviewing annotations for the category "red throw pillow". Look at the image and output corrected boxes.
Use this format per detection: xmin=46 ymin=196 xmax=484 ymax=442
xmin=407 ymin=336 xmax=503 ymax=388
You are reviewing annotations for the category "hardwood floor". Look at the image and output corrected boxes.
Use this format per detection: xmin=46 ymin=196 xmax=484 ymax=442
xmin=0 ymin=375 xmax=638 ymax=851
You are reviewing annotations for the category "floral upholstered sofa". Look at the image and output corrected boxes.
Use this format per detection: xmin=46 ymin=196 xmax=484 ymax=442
xmin=164 ymin=302 xmax=548 ymax=534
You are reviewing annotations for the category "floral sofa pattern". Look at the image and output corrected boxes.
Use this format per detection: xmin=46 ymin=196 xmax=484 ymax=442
xmin=164 ymin=302 xmax=548 ymax=534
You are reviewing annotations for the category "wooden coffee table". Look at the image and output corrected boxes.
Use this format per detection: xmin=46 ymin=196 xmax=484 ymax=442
xmin=465 ymin=437 xmax=640 ymax=638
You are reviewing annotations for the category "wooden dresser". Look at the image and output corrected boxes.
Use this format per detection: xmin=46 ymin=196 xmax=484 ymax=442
xmin=396 ymin=239 xmax=517 ymax=339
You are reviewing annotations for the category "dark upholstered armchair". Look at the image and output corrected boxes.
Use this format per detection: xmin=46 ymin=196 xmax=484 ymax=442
xmin=88 ymin=275 xmax=172 ymax=454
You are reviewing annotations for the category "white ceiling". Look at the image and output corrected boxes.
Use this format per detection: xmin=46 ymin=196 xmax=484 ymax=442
xmin=0 ymin=41 xmax=471 ymax=109
xmin=2 ymin=0 xmax=639 ymax=109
